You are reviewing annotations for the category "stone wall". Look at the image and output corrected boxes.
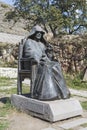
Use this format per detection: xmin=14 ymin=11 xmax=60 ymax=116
xmin=0 ymin=67 xmax=17 ymax=78
xmin=51 ymin=35 xmax=87 ymax=74
xmin=0 ymin=34 xmax=87 ymax=74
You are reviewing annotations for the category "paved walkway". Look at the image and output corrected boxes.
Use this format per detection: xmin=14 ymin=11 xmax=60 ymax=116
xmin=0 ymin=32 xmax=25 ymax=44
xmin=58 ymin=118 xmax=87 ymax=129
xmin=70 ymin=88 xmax=87 ymax=98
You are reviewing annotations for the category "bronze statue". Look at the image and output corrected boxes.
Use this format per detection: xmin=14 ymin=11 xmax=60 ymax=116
xmin=23 ymin=25 xmax=70 ymax=100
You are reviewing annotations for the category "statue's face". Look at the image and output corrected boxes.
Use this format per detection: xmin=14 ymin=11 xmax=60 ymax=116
xmin=35 ymin=32 xmax=42 ymax=40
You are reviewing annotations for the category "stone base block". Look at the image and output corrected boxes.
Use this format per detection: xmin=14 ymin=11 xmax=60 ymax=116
xmin=11 ymin=94 xmax=83 ymax=122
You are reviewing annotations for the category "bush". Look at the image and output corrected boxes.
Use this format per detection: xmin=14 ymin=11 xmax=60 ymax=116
xmin=65 ymin=73 xmax=87 ymax=90
xmin=1 ymin=4 xmax=8 ymax=8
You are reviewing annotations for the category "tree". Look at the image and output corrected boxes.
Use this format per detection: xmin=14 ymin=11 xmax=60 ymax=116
xmin=5 ymin=0 xmax=87 ymax=36
xmin=5 ymin=0 xmax=64 ymax=36
xmin=52 ymin=0 xmax=87 ymax=34
xmin=16 ymin=0 xmax=64 ymax=36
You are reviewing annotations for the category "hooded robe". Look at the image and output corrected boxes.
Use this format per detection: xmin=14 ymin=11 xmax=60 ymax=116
xmin=23 ymin=25 xmax=70 ymax=100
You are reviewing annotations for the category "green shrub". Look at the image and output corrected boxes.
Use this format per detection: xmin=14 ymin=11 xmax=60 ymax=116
xmin=81 ymin=101 xmax=87 ymax=110
xmin=0 ymin=77 xmax=14 ymax=87
xmin=0 ymin=122 xmax=9 ymax=130
xmin=64 ymin=73 xmax=87 ymax=90
xmin=0 ymin=98 xmax=13 ymax=130
xmin=1 ymin=4 xmax=8 ymax=8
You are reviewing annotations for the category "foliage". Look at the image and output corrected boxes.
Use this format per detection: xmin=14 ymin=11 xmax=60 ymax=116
xmin=5 ymin=0 xmax=87 ymax=36
xmin=0 ymin=77 xmax=30 ymax=94
xmin=0 ymin=98 xmax=13 ymax=130
xmin=81 ymin=123 xmax=87 ymax=127
xmin=0 ymin=122 xmax=8 ymax=130
xmin=0 ymin=98 xmax=13 ymax=116
xmin=65 ymin=73 xmax=87 ymax=90
xmin=1 ymin=3 xmax=8 ymax=8
xmin=81 ymin=102 xmax=87 ymax=110
xmin=0 ymin=77 xmax=15 ymax=87
xmin=53 ymin=0 xmax=87 ymax=34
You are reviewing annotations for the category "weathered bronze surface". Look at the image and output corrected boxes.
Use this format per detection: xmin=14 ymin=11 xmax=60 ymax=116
xmin=21 ymin=25 xmax=70 ymax=100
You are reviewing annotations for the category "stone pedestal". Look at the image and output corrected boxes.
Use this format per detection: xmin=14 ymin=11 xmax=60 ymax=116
xmin=11 ymin=94 xmax=83 ymax=122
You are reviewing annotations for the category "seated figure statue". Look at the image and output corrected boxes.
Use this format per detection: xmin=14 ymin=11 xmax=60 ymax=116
xmin=23 ymin=25 xmax=70 ymax=100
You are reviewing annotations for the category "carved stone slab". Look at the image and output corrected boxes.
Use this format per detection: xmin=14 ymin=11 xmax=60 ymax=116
xmin=11 ymin=94 xmax=83 ymax=122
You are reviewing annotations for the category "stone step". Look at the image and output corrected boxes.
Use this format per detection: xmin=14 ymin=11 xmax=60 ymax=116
xmin=58 ymin=118 xmax=87 ymax=129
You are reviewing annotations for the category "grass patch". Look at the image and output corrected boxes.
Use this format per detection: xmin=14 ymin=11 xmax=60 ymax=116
xmin=0 ymin=84 xmax=30 ymax=95
xmin=0 ymin=98 xmax=14 ymax=130
xmin=0 ymin=87 xmax=16 ymax=94
xmin=3 ymin=88 xmax=17 ymax=95
xmin=22 ymin=84 xmax=30 ymax=94
xmin=81 ymin=123 xmax=87 ymax=127
xmin=0 ymin=77 xmax=30 ymax=95
xmin=0 ymin=78 xmax=30 ymax=130
xmin=1 ymin=85 xmax=30 ymax=95
xmin=64 ymin=73 xmax=87 ymax=90
xmin=0 ymin=122 xmax=9 ymax=130
xmin=0 ymin=77 xmax=17 ymax=95
xmin=0 ymin=98 xmax=13 ymax=117
xmin=81 ymin=101 xmax=87 ymax=110
xmin=0 ymin=77 xmax=15 ymax=87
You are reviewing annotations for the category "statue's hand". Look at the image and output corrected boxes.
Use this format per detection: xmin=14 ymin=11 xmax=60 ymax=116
xmin=46 ymin=44 xmax=53 ymax=51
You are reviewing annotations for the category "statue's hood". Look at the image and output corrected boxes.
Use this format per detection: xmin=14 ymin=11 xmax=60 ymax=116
xmin=29 ymin=25 xmax=45 ymax=37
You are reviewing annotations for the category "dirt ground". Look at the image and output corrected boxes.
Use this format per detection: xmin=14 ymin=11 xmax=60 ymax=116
xmin=7 ymin=111 xmax=87 ymax=130
xmin=0 ymin=92 xmax=87 ymax=130
xmin=7 ymin=96 xmax=87 ymax=130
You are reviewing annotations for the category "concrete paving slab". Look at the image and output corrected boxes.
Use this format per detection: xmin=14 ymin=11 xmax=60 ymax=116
xmin=79 ymin=127 xmax=87 ymax=130
xmin=59 ymin=118 xmax=87 ymax=129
